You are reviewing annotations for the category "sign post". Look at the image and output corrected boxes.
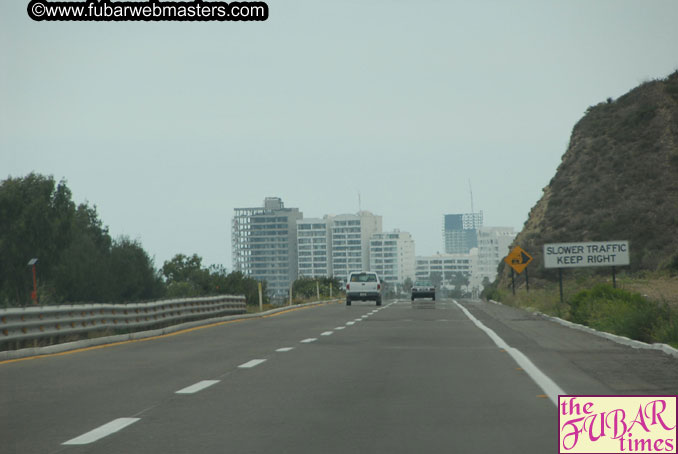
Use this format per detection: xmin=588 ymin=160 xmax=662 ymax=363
xmin=525 ymin=268 xmax=529 ymax=292
xmin=612 ymin=266 xmax=617 ymax=288
xmin=543 ymin=241 xmax=630 ymax=303
xmin=504 ymin=246 xmax=533 ymax=295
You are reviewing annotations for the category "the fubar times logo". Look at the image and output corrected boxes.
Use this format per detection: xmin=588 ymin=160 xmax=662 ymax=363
xmin=559 ymin=396 xmax=677 ymax=453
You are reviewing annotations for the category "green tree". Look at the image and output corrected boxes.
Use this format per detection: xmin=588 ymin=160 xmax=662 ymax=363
xmin=292 ymin=276 xmax=341 ymax=300
xmin=222 ymin=270 xmax=266 ymax=305
xmin=0 ymin=174 xmax=105 ymax=304
xmin=109 ymin=237 xmax=164 ymax=301
xmin=161 ymin=254 xmax=265 ymax=304
xmin=0 ymin=173 xmax=165 ymax=306
xmin=292 ymin=277 xmax=317 ymax=299
xmin=430 ymin=272 xmax=443 ymax=289
xmin=162 ymin=254 xmax=211 ymax=297
xmin=51 ymin=203 xmax=113 ymax=302
xmin=403 ymin=277 xmax=413 ymax=294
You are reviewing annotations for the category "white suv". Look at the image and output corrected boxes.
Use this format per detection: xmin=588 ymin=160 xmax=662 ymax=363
xmin=345 ymin=271 xmax=382 ymax=306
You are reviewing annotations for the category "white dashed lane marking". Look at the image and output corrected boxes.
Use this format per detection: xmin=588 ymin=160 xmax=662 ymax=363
xmin=63 ymin=418 xmax=140 ymax=445
xmin=238 ymin=359 xmax=267 ymax=368
xmin=175 ymin=380 xmax=220 ymax=394
xmin=62 ymin=302 xmax=395 ymax=447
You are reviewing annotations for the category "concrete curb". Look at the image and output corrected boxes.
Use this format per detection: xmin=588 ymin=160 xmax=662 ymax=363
xmin=488 ymin=299 xmax=678 ymax=359
xmin=0 ymin=299 xmax=340 ymax=362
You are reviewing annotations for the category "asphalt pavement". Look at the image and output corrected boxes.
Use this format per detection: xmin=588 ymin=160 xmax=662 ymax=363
xmin=1 ymin=298 xmax=676 ymax=453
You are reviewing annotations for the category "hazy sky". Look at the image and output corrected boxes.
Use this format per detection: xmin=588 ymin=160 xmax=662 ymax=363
xmin=2 ymin=0 xmax=677 ymax=269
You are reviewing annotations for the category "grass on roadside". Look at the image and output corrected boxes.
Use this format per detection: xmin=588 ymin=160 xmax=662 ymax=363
xmin=487 ymin=275 xmax=678 ymax=348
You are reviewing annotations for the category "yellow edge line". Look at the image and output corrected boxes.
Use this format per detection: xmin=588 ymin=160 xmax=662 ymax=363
xmin=0 ymin=300 xmax=339 ymax=366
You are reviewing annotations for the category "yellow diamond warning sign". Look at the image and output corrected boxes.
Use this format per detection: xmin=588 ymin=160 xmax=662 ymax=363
xmin=504 ymin=246 xmax=533 ymax=274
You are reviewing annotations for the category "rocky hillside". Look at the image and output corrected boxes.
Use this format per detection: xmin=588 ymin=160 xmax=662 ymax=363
xmin=498 ymin=71 xmax=678 ymax=286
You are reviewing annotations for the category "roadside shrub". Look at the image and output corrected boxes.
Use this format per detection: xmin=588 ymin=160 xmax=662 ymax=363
xmin=481 ymin=280 xmax=499 ymax=301
xmin=663 ymin=253 xmax=678 ymax=276
xmin=651 ymin=307 xmax=678 ymax=348
xmin=568 ymin=285 xmax=663 ymax=343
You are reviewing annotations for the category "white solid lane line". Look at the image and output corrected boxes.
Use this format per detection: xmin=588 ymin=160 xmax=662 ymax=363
xmin=300 ymin=338 xmax=317 ymax=343
xmin=175 ymin=380 xmax=220 ymax=394
xmin=63 ymin=418 xmax=140 ymax=445
xmin=321 ymin=331 xmax=333 ymax=336
xmin=346 ymin=321 xmax=355 ymax=325
xmin=335 ymin=326 xmax=346 ymax=330
xmin=276 ymin=347 xmax=294 ymax=352
xmin=452 ymin=300 xmax=565 ymax=405
xmin=238 ymin=359 xmax=267 ymax=368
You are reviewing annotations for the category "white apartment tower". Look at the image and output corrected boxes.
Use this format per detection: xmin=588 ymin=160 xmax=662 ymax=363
xmin=231 ymin=197 xmax=303 ymax=297
xmin=477 ymin=226 xmax=516 ymax=286
xmin=369 ymin=230 xmax=415 ymax=285
xmin=296 ymin=217 xmax=332 ymax=278
xmin=331 ymin=211 xmax=382 ymax=280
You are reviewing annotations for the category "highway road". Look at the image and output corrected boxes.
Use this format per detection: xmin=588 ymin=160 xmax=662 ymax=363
xmin=2 ymin=298 xmax=677 ymax=453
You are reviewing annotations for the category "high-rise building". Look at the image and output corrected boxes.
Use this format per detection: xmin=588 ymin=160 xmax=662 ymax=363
xmin=369 ymin=230 xmax=415 ymax=285
xmin=232 ymin=197 xmax=303 ymax=297
xmin=331 ymin=211 xmax=382 ymax=280
xmin=477 ymin=226 xmax=516 ymax=287
xmin=296 ymin=217 xmax=333 ymax=278
xmin=443 ymin=211 xmax=483 ymax=254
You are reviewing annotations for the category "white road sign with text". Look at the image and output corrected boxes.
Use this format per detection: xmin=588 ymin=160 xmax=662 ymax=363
xmin=543 ymin=241 xmax=630 ymax=268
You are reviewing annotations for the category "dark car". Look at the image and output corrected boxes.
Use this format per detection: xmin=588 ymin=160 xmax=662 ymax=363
xmin=411 ymin=280 xmax=435 ymax=301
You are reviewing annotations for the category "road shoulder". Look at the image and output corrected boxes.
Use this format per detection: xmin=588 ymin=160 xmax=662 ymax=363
xmin=457 ymin=299 xmax=678 ymax=395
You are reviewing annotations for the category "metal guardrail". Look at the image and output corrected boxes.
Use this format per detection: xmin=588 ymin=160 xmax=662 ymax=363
xmin=0 ymin=295 xmax=246 ymax=346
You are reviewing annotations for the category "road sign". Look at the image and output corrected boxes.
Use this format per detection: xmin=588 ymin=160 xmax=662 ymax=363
xmin=543 ymin=241 xmax=629 ymax=269
xmin=504 ymin=246 xmax=533 ymax=274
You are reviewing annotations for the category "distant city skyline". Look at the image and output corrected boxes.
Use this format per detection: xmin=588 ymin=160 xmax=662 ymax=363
xmin=231 ymin=197 xmax=513 ymax=295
